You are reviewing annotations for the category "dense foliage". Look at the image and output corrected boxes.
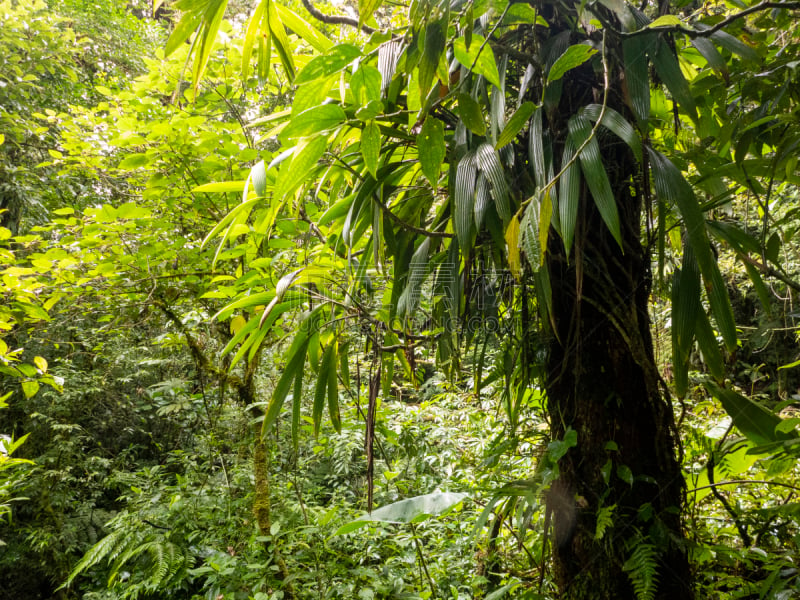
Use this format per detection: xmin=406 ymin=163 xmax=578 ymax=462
xmin=2 ymin=0 xmax=800 ymax=598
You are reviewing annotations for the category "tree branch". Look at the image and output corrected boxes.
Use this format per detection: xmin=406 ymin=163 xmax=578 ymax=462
xmin=611 ymin=1 xmax=800 ymax=39
xmin=300 ymin=0 xmax=376 ymax=35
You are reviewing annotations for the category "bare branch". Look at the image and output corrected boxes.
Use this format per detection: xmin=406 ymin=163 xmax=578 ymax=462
xmin=301 ymin=0 xmax=376 ymax=35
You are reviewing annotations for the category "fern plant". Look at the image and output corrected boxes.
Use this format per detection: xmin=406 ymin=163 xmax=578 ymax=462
xmin=58 ymin=513 xmax=192 ymax=599
xmin=622 ymin=536 xmax=660 ymax=600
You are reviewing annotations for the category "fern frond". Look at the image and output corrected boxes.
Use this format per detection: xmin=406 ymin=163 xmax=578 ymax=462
xmin=623 ymin=541 xmax=659 ymax=600
xmin=58 ymin=529 xmax=125 ymax=590
xmin=594 ymin=504 xmax=616 ymax=540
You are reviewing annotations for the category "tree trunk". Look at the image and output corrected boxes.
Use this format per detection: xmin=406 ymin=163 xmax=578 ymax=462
xmin=544 ymin=121 xmax=693 ymax=597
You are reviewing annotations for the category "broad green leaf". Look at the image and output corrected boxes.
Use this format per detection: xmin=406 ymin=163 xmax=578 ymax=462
xmin=280 ymin=105 xmax=346 ymax=140
xmin=351 ymin=65 xmax=382 ymax=106
xmin=291 ymin=368 xmax=302 ymax=451
xmin=648 ymin=148 xmax=737 ymax=351
xmin=496 ymin=101 xmax=536 ymax=149
xmin=295 ymin=44 xmax=361 ymax=84
xmin=21 ymin=380 xmax=40 ymax=399
xmin=335 ymin=492 xmax=469 ymax=532
xmin=417 ymin=118 xmax=446 ymax=187
xmin=548 ymin=44 xmax=597 ymax=82
xmin=707 ymin=382 xmax=797 ymax=447
xmin=452 ymin=35 xmax=502 ymax=89
xmin=568 ymin=115 xmax=622 ymax=248
xmin=361 ymin=121 xmax=381 ymax=178
xmin=457 ymin=93 xmax=486 ymax=135
xmin=419 ymin=19 xmax=446 ymax=101
xmin=33 ymin=356 xmax=47 ymax=372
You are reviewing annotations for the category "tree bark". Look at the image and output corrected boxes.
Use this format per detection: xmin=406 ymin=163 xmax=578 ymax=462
xmin=543 ymin=93 xmax=693 ymax=599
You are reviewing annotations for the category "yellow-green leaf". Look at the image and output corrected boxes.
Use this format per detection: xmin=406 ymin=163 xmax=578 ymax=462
xmin=361 ymin=121 xmax=381 ymax=178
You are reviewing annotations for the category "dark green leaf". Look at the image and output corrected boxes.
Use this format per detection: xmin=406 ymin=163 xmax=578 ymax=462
xmin=417 ymin=118 xmax=445 ymax=187
xmin=568 ymin=115 xmax=622 ymax=248
xmin=548 ymin=44 xmax=597 ymax=82
xmin=453 ymin=34 xmax=502 ymax=89
xmin=457 ymin=93 xmax=486 ymax=135
xmin=295 ymin=44 xmax=361 ymax=84
xmin=496 ymin=101 xmax=536 ymax=149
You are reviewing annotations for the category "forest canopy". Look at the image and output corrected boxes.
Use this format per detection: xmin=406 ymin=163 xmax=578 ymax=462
xmin=2 ymin=0 xmax=800 ymax=599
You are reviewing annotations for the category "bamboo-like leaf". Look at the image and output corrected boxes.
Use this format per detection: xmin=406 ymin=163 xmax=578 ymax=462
xmin=496 ymin=101 xmax=536 ymax=149
xmin=275 ymin=3 xmax=331 ymax=53
xmin=263 ymin=332 xmax=310 ymax=436
xmin=361 ymin=121 xmax=381 ymax=178
xmin=622 ymin=34 xmax=652 ymax=124
xmin=652 ymin=37 xmax=697 ymax=122
xmin=706 ymin=382 xmax=797 ymax=446
xmin=417 ymin=118 xmax=445 ymax=187
xmin=473 ymin=174 xmax=491 ymax=230
xmin=453 ymin=35 xmax=502 ymax=89
xmin=505 ymin=214 xmax=521 ymax=279
xmin=358 ymin=0 xmax=382 ymax=28
xmin=580 ymin=104 xmax=642 ymax=162
xmin=706 ymin=28 xmax=761 ymax=63
xmin=475 ymin=143 xmax=510 ymax=222
xmin=164 ymin=5 xmax=204 ymax=57
xmin=275 ymin=136 xmax=328 ymax=200
xmin=295 ymin=44 xmax=361 ymax=84
xmin=314 ymin=341 xmax=336 ymax=435
xmin=242 ymin=0 xmax=268 ymax=81
xmin=695 ymin=310 xmax=724 ymax=382
xmin=419 ymin=19 xmax=446 ymax=101
xmin=291 ymin=368 xmax=302 ymax=452
xmin=548 ymin=43 xmax=597 ymax=82
xmin=558 ymin=136 xmax=579 ymax=257
xmin=457 ymin=93 xmax=486 ymax=136
xmin=268 ymin=0 xmax=295 ymax=80
xmin=691 ymin=37 xmax=728 ymax=80
xmin=280 ymin=105 xmax=346 ymax=141
xmin=327 ymin=340 xmax=340 ymax=433
xmin=398 ymin=238 xmax=431 ymax=316
xmin=528 ymin=106 xmax=546 ymax=189
xmin=568 ymin=115 xmax=622 ymax=248
xmin=454 ymin=151 xmax=477 ymax=248
xmin=671 ymin=247 xmax=701 ymax=396
xmin=648 ymin=148 xmax=737 ymax=351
